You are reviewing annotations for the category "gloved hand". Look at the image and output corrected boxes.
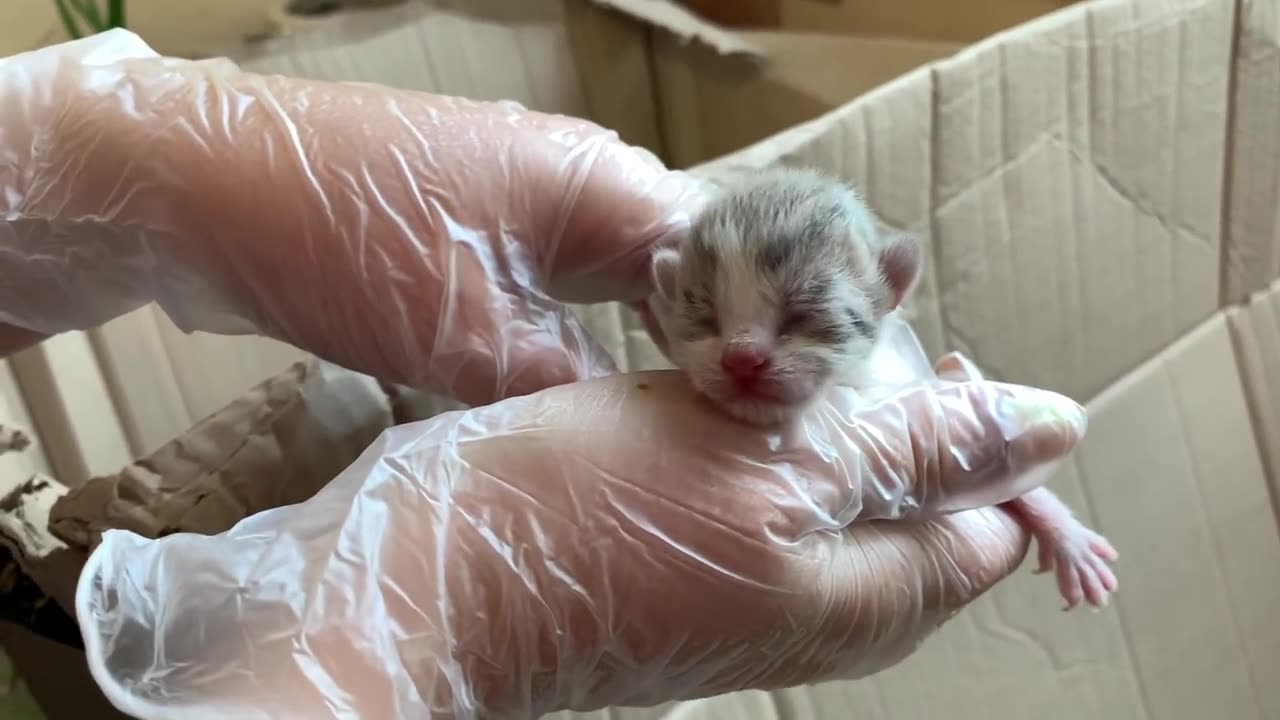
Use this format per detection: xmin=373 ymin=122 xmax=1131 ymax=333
xmin=76 ymin=322 xmax=1085 ymax=719
xmin=0 ymin=28 xmax=698 ymax=407
xmin=0 ymin=31 xmax=1090 ymax=719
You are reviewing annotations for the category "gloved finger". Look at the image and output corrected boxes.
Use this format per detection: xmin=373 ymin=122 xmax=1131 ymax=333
xmin=93 ymin=68 xmax=630 ymax=403
xmin=799 ymin=377 xmax=1086 ymax=525
xmin=749 ymin=505 xmax=1031 ymax=690
xmin=878 ymin=506 xmax=1030 ymax=613
xmin=914 ymin=379 xmax=1084 ymax=513
xmin=527 ymin=119 xmax=708 ymax=304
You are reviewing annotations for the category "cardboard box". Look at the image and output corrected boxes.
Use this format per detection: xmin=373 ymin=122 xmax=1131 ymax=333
xmin=225 ymin=0 xmax=965 ymax=168
xmin=0 ymin=0 xmax=970 ymax=170
xmin=7 ymin=0 xmax=1280 ymax=718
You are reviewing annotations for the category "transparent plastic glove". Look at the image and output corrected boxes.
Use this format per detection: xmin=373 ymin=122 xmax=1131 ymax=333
xmin=0 ymin=30 xmax=700 ymax=406
xmin=76 ymin=315 xmax=1088 ymax=720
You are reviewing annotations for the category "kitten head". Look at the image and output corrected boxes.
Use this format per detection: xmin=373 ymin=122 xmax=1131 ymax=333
xmin=647 ymin=169 xmax=920 ymax=426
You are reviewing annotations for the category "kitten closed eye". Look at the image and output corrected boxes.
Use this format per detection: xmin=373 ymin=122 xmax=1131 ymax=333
xmin=681 ymin=289 xmax=720 ymax=335
xmin=779 ymin=309 xmax=809 ymax=335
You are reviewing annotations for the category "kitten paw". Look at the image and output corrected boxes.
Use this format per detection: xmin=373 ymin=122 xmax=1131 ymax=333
xmin=1037 ymin=525 xmax=1118 ymax=611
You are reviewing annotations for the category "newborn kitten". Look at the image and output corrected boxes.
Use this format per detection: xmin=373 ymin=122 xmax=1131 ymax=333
xmin=638 ymin=166 xmax=1118 ymax=610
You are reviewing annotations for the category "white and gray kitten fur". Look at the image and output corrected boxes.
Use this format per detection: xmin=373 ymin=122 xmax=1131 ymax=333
xmin=643 ymin=166 xmax=921 ymax=426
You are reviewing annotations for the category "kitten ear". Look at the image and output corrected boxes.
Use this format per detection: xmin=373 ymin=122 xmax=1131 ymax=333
xmin=650 ymin=246 xmax=682 ymax=304
xmin=877 ymin=233 xmax=922 ymax=311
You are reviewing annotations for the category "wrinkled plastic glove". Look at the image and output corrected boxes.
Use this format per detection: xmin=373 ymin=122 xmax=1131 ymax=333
xmin=0 ymin=28 xmax=695 ymax=406
xmin=76 ymin=325 xmax=1086 ymax=719
xmin=0 ymin=31 xmax=1091 ymax=719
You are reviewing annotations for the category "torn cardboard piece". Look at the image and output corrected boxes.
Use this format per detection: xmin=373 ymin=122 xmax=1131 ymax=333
xmin=672 ymin=0 xmax=783 ymax=27
xmin=593 ymin=0 xmax=765 ymax=56
xmin=0 ymin=475 xmax=69 ymax=563
xmin=0 ymin=425 xmax=29 ymax=454
xmin=0 ymin=472 xmax=85 ymax=624
xmin=47 ymin=360 xmax=394 ymax=551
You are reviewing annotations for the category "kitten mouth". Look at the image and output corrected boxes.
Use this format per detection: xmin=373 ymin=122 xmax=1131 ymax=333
xmin=720 ymin=375 xmax=815 ymax=404
xmin=727 ymin=382 xmax=787 ymax=402
xmin=714 ymin=394 xmax=801 ymax=427
xmin=712 ymin=380 xmax=814 ymax=419
xmin=684 ymin=368 xmax=822 ymax=423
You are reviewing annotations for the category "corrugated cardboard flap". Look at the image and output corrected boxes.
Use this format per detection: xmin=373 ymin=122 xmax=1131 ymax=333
xmin=245 ymin=0 xmax=765 ymax=65
xmin=1227 ymin=278 xmax=1280 ymax=522
xmin=589 ymin=0 xmax=765 ymax=57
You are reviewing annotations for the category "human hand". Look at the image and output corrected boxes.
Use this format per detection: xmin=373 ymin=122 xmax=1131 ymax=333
xmin=0 ymin=30 xmax=704 ymax=406
xmin=76 ymin=332 xmax=1085 ymax=719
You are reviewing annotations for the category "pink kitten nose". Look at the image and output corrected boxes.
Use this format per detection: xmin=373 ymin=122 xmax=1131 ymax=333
xmin=721 ymin=344 xmax=770 ymax=381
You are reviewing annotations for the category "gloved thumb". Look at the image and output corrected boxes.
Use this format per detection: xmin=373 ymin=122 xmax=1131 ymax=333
xmin=918 ymin=352 xmax=1086 ymax=514
xmin=790 ymin=375 xmax=1086 ymax=528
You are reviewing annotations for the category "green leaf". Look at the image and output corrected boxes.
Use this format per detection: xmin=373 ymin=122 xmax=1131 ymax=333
xmin=107 ymin=0 xmax=125 ymax=28
xmin=52 ymin=0 xmax=85 ymax=39
xmin=69 ymin=0 xmax=106 ymax=31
